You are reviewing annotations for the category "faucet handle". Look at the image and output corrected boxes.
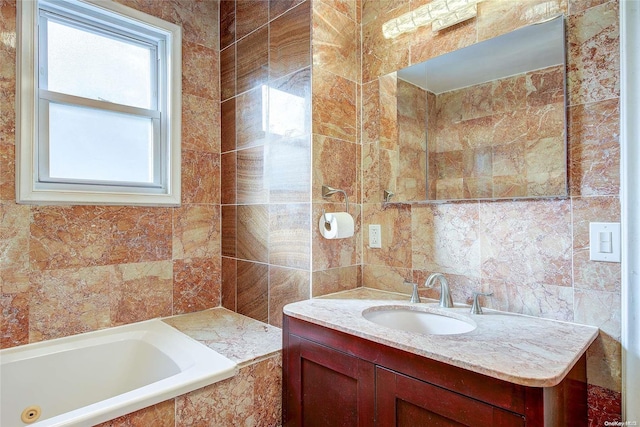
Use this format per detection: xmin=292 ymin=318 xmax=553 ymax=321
xmin=403 ymin=281 xmax=421 ymax=303
xmin=471 ymin=292 xmax=493 ymax=314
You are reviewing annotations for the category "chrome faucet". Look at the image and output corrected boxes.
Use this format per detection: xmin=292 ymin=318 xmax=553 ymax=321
xmin=425 ymin=273 xmax=453 ymax=308
xmin=404 ymin=281 xmax=421 ymax=303
xmin=471 ymin=292 xmax=493 ymax=314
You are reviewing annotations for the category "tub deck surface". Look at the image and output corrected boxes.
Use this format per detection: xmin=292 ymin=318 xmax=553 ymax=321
xmin=163 ymin=307 xmax=283 ymax=366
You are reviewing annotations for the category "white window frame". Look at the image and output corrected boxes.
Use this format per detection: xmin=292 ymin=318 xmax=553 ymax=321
xmin=16 ymin=0 xmax=182 ymax=206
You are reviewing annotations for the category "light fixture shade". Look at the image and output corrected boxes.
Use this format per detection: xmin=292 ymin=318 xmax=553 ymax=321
xmin=432 ymin=3 xmax=477 ymax=31
xmin=381 ymin=0 xmax=481 ymax=39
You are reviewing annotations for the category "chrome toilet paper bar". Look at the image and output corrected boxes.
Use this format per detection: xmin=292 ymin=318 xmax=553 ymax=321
xmin=321 ymin=185 xmax=349 ymax=227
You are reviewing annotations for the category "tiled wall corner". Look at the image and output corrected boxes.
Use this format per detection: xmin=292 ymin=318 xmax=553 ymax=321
xmin=220 ymin=0 xmax=314 ymax=326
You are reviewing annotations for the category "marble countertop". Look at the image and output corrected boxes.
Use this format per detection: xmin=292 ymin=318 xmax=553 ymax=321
xmin=163 ymin=308 xmax=282 ymax=367
xmin=284 ymin=288 xmax=599 ymax=387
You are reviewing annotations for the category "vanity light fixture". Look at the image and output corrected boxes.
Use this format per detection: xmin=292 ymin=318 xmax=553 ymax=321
xmin=382 ymin=0 xmax=482 ymax=39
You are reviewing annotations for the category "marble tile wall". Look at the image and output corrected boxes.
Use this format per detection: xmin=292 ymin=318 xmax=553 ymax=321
xmin=360 ymin=0 xmax=621 ymax=422
xmin=311 ymin=0 xmax=363 ymax=296
xmin=220 ymin=0 xmax=313 ymax=328
xmin=1 ymin=0 xmax=222 ymax=347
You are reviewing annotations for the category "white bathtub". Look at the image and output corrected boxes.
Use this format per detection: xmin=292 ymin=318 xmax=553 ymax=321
xmin=0 ymin=319 xmax=238 ymax=427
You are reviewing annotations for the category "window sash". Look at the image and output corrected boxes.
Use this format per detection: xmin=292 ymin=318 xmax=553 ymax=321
xmin=37 ymin=94 xmax=163 ymax=189
xmin=35 ymin=0 xmax=167 ymax=192
xmin=37 ymin=7 xmax=160 ymax=111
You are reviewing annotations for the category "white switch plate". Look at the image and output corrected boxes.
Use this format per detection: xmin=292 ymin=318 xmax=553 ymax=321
xmin=589 ymin=222 xmax=621 ymax=262
xmin=369 ymin=224 xmax=382 ymax=248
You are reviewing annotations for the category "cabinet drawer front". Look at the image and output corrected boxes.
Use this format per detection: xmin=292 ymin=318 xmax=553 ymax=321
xmin=376 ymin=367 xmax=525 ymax=427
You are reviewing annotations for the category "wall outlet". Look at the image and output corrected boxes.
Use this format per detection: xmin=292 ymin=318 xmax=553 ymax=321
xmin=369 ymin=224 xmax=382 ymax=248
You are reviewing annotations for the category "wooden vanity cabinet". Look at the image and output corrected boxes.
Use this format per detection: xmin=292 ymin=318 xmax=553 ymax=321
xmin=283 ymin=315 xmax=587 ymax=427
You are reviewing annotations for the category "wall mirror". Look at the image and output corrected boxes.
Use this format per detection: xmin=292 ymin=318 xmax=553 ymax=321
xmin=382 ymin=15 xmax=567 ymax=203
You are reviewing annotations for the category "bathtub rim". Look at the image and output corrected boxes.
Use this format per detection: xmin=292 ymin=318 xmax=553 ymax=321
xmin=0 ymin=318 xmax=239 ymax=427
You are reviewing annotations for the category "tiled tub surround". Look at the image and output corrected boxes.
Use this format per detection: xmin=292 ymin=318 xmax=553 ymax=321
xmin=2 ymin=0 xmax=224 ymax=346
xmin=285 ymin=288 xmax=598 ymax=387
xmin=97 ymin=308 xmax=282 ymax=427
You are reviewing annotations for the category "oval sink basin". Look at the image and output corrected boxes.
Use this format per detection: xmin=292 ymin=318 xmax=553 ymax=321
xmin=363 ymin=307 xmax=476 ymax=335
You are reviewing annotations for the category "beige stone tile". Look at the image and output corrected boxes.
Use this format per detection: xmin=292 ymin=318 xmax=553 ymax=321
xmin=30 ymin=206 xmax=172 ymax=270
xmin=0 ymin=135 xmax=14 ymax=202
xmin=361 ymin=263 xmax=412 ymax=294
xmin=220 ymin=45 xmax=236 ymax=101
xmin=236 ymin=87 xmax=268 ymax=149
xmin=409 ymin=16 xmax=477 ymax=66
xmin=362 ymin=79 xmax=380 ymax=146
xmin=221 ymin=98 xmax=236 ymax=154
xmin=236 ymin=205 xmax=268 ymax=263
xmin=363 ymin=203 xmax=412 ymax=268
xmin=237 ymin=146 xmax=268 ymax=204
xmin=111 ymin=261 xmax=173 ymax=325
xmin=312 ymin=67 xmax=357 ymax=142
xmin=181 ymin=150 xmax=219 ymax=204
xmin=221 ymin=257 xmax=237 ymax=312
xmin=312 ymin=265 xmax=361 ymax=297
xmin=176 ymin=354 xmax=281 ymax=427
xmin=586 ymin=332 xmax=622 ymax=392
xmin=361 ymin=1 xmax=410 ymax=82
xmin=29 ymin=265 xmax=116 ymax=341
xmin=477 ymin=0 xmax=567 ymax=42
xmin=318 ymin=0 xmax=357 ymax=21
xmin=479 ymin=198 xmax=572 ymax=287
xmin=182 ymin=41 xmax=217 ymax=100
xmin=567 ymin=0 xmax=619 ymax=106
xmin=173 ymin=257 xmax=221 ymax=315
xmin=173 ymin=204 xmax=220 ymax=260
xmin=219 ymin=0 xmax=236 ymax=50
xmin=270 ymin=1 xmax=310 ymax=79
xmin=269 ymin=204 xmax=311 ymax=269
xmin=1 ymin=292 xmax=29 ymax=348
xmin=96 ymin=399 xmax=175 ymax=427
xmin=0 ymin=203 xmax=30 ymax=293
xmin=182 ymin=94 xmax=218 ymax=154
xmin=236 ymin=260 xmax=268 ymax=323
xmin=480 ymin=278 xmax=574 ymax=321
xmin=312 ymin=134 xmax=358 ymax=203
xmin=412 ymin=202 xmax=481 ymax=277
xmin=568 ymin=99 xmax=620 ymax=196
xmin=378 ymin=73 xmax=398 ymax=151
xmin=221 ymin=205 xmax=237 ymax=258
xmin=236 ymin=26 xmax=268 ymax=94
xmin=235 ymin=0 xmax=269 ymax=40
xmin=221 ymin=151 xmax=237 ymax=205
xmin=269 ymin=266 xmax=310 ymax=327
xmin=313 ymin=0 xmax=359 ymax=82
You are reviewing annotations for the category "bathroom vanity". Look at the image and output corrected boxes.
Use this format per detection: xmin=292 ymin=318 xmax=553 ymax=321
xmin=282 ymin=290 xmax=598 ymax=426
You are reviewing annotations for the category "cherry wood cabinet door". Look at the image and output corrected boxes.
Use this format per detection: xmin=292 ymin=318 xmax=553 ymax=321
xmin=284 ymin=334 xmax=375 ymax=427
xmin=376 ymin=367 xmax=526 ymax=427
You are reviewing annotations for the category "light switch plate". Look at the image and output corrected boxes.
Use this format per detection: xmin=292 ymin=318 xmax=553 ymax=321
xmin=589 ymin=222 xmax=621 ymax=262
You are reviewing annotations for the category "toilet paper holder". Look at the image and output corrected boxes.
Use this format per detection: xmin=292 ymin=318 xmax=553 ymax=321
xmin=321 ymin=185 xmax=349 ymax=227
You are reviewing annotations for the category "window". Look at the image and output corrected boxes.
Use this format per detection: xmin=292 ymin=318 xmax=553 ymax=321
xmin=17 ymin=0 xmax=182 ymax=206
